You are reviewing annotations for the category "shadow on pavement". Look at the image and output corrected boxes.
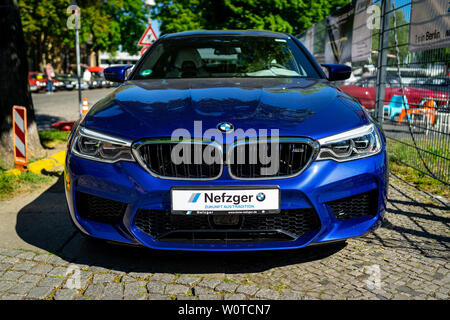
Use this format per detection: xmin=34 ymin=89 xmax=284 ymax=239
xmin=365 ymin=178 xmax=449 ymax=260
xmin=15 ymin=175 xmax=346 ymax=274
xmin=35 ymin=114 xmax=65 ymax=130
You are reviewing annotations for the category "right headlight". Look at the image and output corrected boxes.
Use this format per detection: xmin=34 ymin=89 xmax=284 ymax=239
xmin=71 ymin=127 xmax=135 ymax=163
xmin=316 ymin=123 xmax=382 ymax=162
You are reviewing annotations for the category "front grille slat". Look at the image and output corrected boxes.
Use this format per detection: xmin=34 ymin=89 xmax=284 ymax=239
xmin=229 ymin=141 xmax=314 ymax=179
xmin=134 ymin=209 xmax=321 ymax=243
xmin=160 ymin=144 xmax=167 ymax=176
xmin=137 ymin=143 xmax=222 ymax=179
xmin=136 ymin=139 xmax=315 ymax=180
xmin=288 ymin=143 xmax=294 ymax=175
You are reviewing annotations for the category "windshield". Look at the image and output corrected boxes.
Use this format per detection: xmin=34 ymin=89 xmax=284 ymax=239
xmin=132 ymin=36 xmax=321 ymax=80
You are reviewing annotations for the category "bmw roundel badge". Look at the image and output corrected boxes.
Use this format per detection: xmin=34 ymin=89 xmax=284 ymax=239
xmin=217 ymin=122 xmax=234 ymax=133
xmin=256 ymin=193 xmax=266 ymax=202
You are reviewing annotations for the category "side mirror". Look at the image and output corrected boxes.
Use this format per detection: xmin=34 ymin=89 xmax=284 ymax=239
xmin=104 ymin=65 xmax=133 ymax=83
xmin=321 ymin=64 xmax=352 ymax=81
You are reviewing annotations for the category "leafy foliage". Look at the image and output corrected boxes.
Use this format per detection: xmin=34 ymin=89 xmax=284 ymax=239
xmin=152 ymin=0 xmax=349 ymax=36
xmin=38 ymin=130 xmax=70 ymax=148
xmin=371 ymin=5 xmax=409 ymax=65
xmin=19 ymin=0 xmax=149 ymax=70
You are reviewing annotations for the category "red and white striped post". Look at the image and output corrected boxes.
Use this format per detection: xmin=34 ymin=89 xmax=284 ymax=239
xmin=12 ymin=105 xmax=28 ymax=171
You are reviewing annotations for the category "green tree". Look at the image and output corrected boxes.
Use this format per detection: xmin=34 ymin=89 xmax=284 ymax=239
xmin=19 ymin=0 xmax=148 ymax=71
xmin=388 ymin=8 xmax=409 ymax=64
xmin=20 ymin=0 xmax=69 ymax=70
xmin=371 ymin=5 xmax=409 ymax=66
xmin=152 ymin=0 xmax=349 ymax=36
xmin=1 ymin=0 xmax=44 ymax=166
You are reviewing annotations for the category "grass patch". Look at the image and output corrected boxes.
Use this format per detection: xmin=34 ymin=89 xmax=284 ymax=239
xmin=0 ymin=169 xmax=53 ymax=201
xmin=389 ymin=158 xmax=450 ymax=199
xmin=387 ymin=137 xmax=449 ymax=199
xmin=39 ymin=130 xmax=70 ymax=148
xmin=387 ymin=137 xmax=449 ymax=182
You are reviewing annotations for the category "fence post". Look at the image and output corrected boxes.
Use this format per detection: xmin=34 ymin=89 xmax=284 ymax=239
xmin=375 ymin=0 xmax=391 ymax=123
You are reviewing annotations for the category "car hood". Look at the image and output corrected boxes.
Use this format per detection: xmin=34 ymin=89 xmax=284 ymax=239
xmin=83 ymin=78 xmax=370 ymax=141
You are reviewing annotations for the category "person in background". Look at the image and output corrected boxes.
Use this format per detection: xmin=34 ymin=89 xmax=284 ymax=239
xmin=361 ymin=65 xmax=371 ymax=78
xmin=83 ymin=68 xmax=91 ymax=82
xmin=45 ymin=63 xmax=55 ymax=94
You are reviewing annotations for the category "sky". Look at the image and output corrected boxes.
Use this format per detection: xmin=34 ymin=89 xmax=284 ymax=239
xmin=151 ymin=19 xmax=161 ymax=37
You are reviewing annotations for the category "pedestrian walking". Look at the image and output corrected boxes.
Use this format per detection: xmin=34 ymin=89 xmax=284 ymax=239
xmin=45 ymin=63 xmax=55 ymax=94
xmin=83 ymin=68 xmax=91 ymax=82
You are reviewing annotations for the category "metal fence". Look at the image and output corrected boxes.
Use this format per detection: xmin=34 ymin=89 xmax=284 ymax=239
xmin=298 ymin=0 xmax=450 ymax=185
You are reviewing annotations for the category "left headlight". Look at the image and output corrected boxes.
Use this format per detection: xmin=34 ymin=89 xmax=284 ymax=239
xmin=316 ymin=123 xmax=382 ymax=162
xmin=71 ymin=127 xmax=135 ymax=163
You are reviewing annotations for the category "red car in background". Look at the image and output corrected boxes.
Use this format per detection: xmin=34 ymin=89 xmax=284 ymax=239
xmin=28 ymin=72 xmax=47 ymax=92
xmin=340 ymin=76 xmax=449 ymax=109
xmin=28 ymin=72 xmax=64 ymax=92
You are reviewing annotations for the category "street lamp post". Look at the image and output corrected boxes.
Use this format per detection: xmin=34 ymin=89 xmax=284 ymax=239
xmin=67 ymin=2 xmax=82 ymax=118
xmin=145 ymin=0 xmax=155 ymax=24
xmin=75 ymin=19 xmax=82 ymax=118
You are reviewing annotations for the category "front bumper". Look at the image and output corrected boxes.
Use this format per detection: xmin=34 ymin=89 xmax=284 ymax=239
xmin=65 ymin=142 xmax=388 ymax=251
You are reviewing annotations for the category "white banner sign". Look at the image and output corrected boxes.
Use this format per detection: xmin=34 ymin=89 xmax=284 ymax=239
xmin=409 ymin=0 xmax=450 ymax=52
xmin=351 ymin=0 xmax=373 ymax=62
xmin=325 ymin=6 xmax=355 ymax=64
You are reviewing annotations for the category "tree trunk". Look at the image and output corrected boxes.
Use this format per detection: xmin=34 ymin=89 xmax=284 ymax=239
xmin=0 ymin=0 xmax=44 ymax=168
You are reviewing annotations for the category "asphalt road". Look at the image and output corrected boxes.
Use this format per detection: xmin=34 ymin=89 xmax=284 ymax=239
xmin=32 ymin=88 xmax=115 ymax=130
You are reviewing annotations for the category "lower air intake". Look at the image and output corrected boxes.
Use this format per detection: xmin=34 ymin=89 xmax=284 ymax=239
xmin=326 ymin=190 xmax=379 ymax=221
xmin=134 ymin=209 xmax=321 ymax=243
xmin=76 ymin=191 xmax=127 ymax=224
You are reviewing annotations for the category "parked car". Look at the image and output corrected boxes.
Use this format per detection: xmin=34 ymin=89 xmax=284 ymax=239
xmin=87 ymin=73 xmax=104 ymax=89
xmin=29 ymin=71 xmax=66 ymax=92
xmin=52 ymin=78 xmax=65 ymax=91
xmin=74 ymin=79 xmax=89 ymax=90
xmin=55 ymin=74 xmax=76 ymax=90
xmin=408 ymin=78 xmax=428 ymax=86
xmin=65 ymin=30 xmax=387 ymax=251
xmin=28 ymin=72 xmax=47 ymax=92
xmin=411 ymin=77 xmax=450 ymax=93
xmin=340 ymin=76 xmax=449 ymax=109
xmin=88 ymin=77 xmax=98 ymax=89
xmin=29 ymin=84 xmax=38 ymax=92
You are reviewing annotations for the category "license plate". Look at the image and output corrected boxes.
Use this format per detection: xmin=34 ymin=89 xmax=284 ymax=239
xmin=171 ymin=186 xmax=280 ymax=215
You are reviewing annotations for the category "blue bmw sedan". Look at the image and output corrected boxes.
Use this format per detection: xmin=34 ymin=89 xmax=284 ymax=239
xmin=65 ymin=30 xmax=388 ymax=251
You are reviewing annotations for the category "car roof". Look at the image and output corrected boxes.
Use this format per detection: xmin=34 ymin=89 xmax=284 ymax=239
xmin=161 ymin=30 xmax=291 ymax=39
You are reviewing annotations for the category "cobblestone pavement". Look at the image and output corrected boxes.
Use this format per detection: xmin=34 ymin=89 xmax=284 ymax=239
xmin=0 ymin=175 xmax=448 ymax=300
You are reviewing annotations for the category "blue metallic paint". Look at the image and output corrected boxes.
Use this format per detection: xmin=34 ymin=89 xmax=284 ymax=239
xmin=83 ymin=78 xmax=369 ymax=141
xmin=104 ymin=65 xmax=133 ymax=83
xmin=65 ymin=31 xmax=388 ymax=251
xmin=65 ymin=127 xmax=387 ymax=251
xmin=321 ymin=64 xmax=353 ymax=81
